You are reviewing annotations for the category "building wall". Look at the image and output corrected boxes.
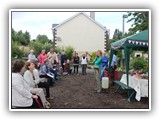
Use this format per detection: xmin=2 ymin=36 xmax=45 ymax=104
xmin=55 ymin=14 xmax=105 ymax=53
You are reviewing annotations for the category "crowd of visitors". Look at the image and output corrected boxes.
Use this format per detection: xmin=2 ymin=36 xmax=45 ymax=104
xmin=12 ymin=47 xmax=117 ymax=109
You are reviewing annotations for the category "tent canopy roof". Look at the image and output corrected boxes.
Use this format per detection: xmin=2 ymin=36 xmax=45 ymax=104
xmin=111 ymin=30 xmax=148 ymax=50
xmin=109 ymin=30 xmax=149 ymax=88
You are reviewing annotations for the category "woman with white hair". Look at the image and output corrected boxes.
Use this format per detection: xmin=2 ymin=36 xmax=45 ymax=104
xmin=28 ymin=49 xmax=37 ymax=61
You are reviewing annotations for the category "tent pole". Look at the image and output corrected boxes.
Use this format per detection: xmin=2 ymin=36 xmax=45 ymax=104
xmin=124 ymin=46 xmax=130 ymax=86
xmin=108 ymin=49 xmax=114 ymax=73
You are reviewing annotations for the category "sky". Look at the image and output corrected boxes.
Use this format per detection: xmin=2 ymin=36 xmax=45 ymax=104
xmin=11 ymin=11 xmax=133 ymax=40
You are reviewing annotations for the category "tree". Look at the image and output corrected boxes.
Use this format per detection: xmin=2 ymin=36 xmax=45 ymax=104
xmin=12 ymin=41 xmax=24 ymax=59
xmin=113 ymin=29 xmax=122 ymax=40
xmin=11 ymin=28 xmax=17 ymax=42
xmin=11 ymin=28 xmax=31 ymax=46
xmin=24 ymin=31 xmax=30 ymax=44
xmin=17 ymin=30 xmax=27 ymax=45
xmin=127 ymin=12 xmax=148 ymax=33
xmin=65 ymin=46 xmax=74 ymax=60
xmin=29 ymin=40 xmax=54 ymax=56
xmin=36 ymin=34 xmax=50 ymax=44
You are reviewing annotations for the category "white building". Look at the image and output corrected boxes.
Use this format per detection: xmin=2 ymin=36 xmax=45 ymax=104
xmin=52 ymin=12 xmax=109 ymax=55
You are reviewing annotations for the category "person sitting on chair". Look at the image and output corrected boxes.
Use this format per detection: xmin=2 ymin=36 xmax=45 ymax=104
xmin=23 ymin=61 xmax=51 ymax=108
xmin=12 ymin=60 xmax=41 ymax=108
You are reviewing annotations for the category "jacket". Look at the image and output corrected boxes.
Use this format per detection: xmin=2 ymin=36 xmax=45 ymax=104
xmin=93 ymin=57 xmax=102 ymax=68
xmin=101 ymin=56 xmax=108 ymax=67
xmin=73 ymin=56 xmax=80 ymax=64
xmin=61 ymin=55 xmax=67 ymax=64
xmin=38 ymin=53 xmax=47 ymax=64
xmin=64 ymin=63 xmax=70 ymax=72
xmin=12 ymin=73 xmax=33 ymax=107
xmin=23 ymin=70 xmax=40 ymax=88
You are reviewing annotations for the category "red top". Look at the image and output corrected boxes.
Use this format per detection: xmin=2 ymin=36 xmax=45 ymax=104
xmin=38 ymin=53 xmax=47 ymax=64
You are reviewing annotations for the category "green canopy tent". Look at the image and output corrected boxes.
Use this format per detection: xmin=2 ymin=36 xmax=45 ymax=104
xmin=109 ymin=30 xmax=149 ymax=100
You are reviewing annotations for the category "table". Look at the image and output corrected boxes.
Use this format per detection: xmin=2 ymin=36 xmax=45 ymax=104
xmin=120 ymin=74 xmax=148 ymax=101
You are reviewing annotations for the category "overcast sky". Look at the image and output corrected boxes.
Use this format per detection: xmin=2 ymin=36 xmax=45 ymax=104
xmin=11 ymin=11 xmax=133 ymax=40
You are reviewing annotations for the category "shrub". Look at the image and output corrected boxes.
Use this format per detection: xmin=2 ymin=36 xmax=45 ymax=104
xmin=55 ymin=46 xmax=65 ymax=54
xmin=42 ymin=42 xmax=54 ymax=53
xmin=29 ymin=41 xmax=42 ymax=56
xmin=12 ymin=42 xmax=24 ymax=59
xmin=65 ymin=46 xmax=74 ymax=60
xmin=90 ymin=52 xmax=97 ymax=62
xmin=55 ymin=45 xmax=74 ymax=60
xmin=130 ymin=57 xmax=148 ymax=73
xmin=29 ymin=41 xmax=54 ymax=56
xmin=19 ymin=46 xmax=30 ymax=57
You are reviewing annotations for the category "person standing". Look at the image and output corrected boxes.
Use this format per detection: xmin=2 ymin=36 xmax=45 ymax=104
xmin=110 ymin=51 xmax=117 ymax=85
xmin=38 ymin=49 xmax=48 ymax=65
xmin=73 ymin=53 xmax=80 ymax=75
xmin=92 ymin=50 xmax=102 ymax=93
xmin=81 ymin=54 xmax=88 ymax=75
xmin=100 ymin=52 xmax=108 ymax=79
xmin=61 ymin=51 xmax=67 ymax=73
xmin=47 ymin=48 xmax=58 ymax=62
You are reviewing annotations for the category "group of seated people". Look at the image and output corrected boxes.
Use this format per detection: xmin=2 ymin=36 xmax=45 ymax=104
xmin=12 ymin=60 xmax=52 ymax=108
xmin=12 ymin=48 xmax=72 ymax=109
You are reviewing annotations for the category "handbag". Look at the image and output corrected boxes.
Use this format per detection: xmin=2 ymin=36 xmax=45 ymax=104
xmin=33 ymin=97 xmax=43 ymax=108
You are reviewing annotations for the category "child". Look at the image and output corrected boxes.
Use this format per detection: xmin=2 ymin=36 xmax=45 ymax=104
xmin=64 ymin=59 xmax=72 ymax=75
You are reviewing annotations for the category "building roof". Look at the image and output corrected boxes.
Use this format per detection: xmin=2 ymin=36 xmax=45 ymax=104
xmin=52 ymin=24 xmax=59 ymax=28
xmin=52 ymin=12 xmax=107 ymax=30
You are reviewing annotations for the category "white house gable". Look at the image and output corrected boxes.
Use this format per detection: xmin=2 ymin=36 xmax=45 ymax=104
xmin=53 ymin=13 xmax=107 ymax=53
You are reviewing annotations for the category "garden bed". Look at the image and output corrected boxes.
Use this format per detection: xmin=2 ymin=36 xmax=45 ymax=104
xmin=48 ymin=69 xmax=149 ymax=109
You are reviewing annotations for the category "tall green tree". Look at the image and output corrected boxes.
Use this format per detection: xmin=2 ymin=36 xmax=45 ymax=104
xmin=11 ymin=28 xmax=17 ymax=42
xmin=11 ymin=28 xmax=31 ymax=46
xmin=36 ymin=34 xmax=50 ymax=44
xmin=112 ymin=29 xmax=123 ymax=41
xmin=127 ymin=12 xmax=148 ymax=33
xmin=24 ymin=31 xmax=30 ymax=44
xmin=17 ymin=30 xmax=26 ymax=45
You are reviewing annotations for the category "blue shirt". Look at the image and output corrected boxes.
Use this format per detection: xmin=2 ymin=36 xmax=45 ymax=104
xmin=40 ymin=64 xmax=50 ymax=75
xmin=101 ymin=56 xmax=108 ymax=67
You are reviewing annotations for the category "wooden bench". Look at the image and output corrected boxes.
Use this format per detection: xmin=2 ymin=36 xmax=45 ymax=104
xmin=114 ymin=81 xmax=136 ymax=102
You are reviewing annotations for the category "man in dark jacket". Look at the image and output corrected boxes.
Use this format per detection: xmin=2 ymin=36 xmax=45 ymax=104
xmin=73 ymin=53 xmax=80 ymax=74
xmin=61 ymin=51 xmax=67 ymax=72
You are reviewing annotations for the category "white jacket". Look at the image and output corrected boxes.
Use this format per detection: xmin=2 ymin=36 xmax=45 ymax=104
xmin=23 ymin=70 xmax=40 ymax=88
xmin=12 ymin=73 xmax=33 ymax=107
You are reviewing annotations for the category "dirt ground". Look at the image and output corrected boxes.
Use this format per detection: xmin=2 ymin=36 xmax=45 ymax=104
xmin=48 ymin=69 xmax=149 ymax=109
